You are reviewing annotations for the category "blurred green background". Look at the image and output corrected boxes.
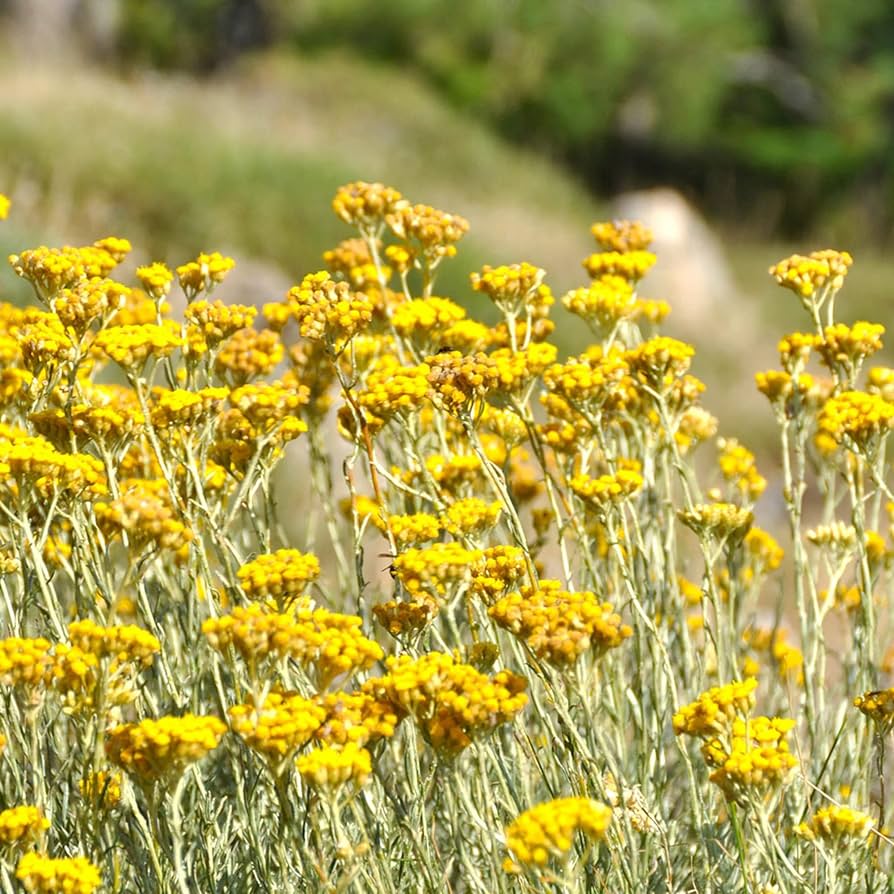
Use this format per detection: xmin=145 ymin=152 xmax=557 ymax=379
xmin=1 ymin=0 xmax=893 ymax=453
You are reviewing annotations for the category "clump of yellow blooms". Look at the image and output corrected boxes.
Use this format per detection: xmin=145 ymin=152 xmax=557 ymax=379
xmin=237 ymin=549 xmax=321 ymax=610
xmin=175 ymin=251 xmax=236 ymax=297
xmin=816 ymin=390 xmax=894 ymax=455
xmin=78 ymin=771 xmax=123 ymax=810
xmin=368 ymin=652 xmax=527 ymax=755
xmin=105 ymin=714 xmax=227 ymax=785
xmin=297 ymin=742 xmax=372 ymax=792
xmin=795 ymin=805 xmax=873 ymax=847
xmin=853 ymin=688 xmax=894 ymax=733
xmin=0 ymin=806 xmax=50 ymax=846
xmin=503 ymin=797 xmax=611 ymax=873
xmin=285 ymin=271 xmax=374 ymax=352
xmin=716 ymin=438 xmax=767 ymax=503
xmin=94 ymin=322 xmax=183 ymax=371
xmin=229 ymin=690 xmax=326 ymax=772
xmin=769 ymin=249 xmax=853 ymax=300
xmin=425 ymin=350 xmax=499 ymax=414
xmin=392 ymin=542 xmax=483 ymax=599
xmin=570 ymin=468 xmax=644 ymax=507
xmin=673 ymin=678 xmax=758 ymax=738
xmin=15 ymin=853 xmax=102 ymax=894
xmin=0 ymin=637 xmax=54 ymax=687
xmin=678 ymin=502 xmax=754 ymax=543
xmin=441 ymin=497 xmax=502 ymax=536
xmin=385 ymin=512 xmax=441 ymax=545
xmin=489 ymin=581 xmax=631 ymax=667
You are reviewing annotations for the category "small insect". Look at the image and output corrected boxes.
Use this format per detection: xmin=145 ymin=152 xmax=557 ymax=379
xmin=379 ymin=552 xmax=398 ymax=579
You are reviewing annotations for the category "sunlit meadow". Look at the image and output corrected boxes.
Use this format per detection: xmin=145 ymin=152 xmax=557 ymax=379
xmin=0 ymin=183 xmax=891 ymax=892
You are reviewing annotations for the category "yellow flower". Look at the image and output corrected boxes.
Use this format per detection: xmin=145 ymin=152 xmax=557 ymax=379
xmin=94 ymin=321 xmax=183 ymax=371
xmin=583 ymin=250 xmax=656 ymax=283
xmin=16 ymin=853 xmax=101 ymax=894
xmin=590 ymin=219 xmax=653 ymax=252
xmin=176 ymin=251 xmax=236 ymax=297
xmin=854 ymin=688 xmax=894 ymax=733
xmin=425 ymin=350 xmax=499 ymax=415
xmin=237 ymin=549 xmax=321 ymax=610
xmin=286 ymin=271 xmax=373 ymax=351
xmin=0 ymin=806 xmax=50 ymax=846
xmin=392 ymin=542 xmax=483 ymax=600
xmin=796 ymin=805 xmax=873 ymax=847
xmin=332 ymin=181 xmax=403 ymax=228
xmin=441 ymin=497 xmax=502 ymax=537
xmin=79 ymin=771 xmax=123 ymax=810
xmin=105 ymin=714 xmax=227 ymax=785
xmin=504 ymin=797 xmax=611 ymax=872
xmin=673 ymin=678 xmax=758 ymax=738
xmin=135 ymin=262 xmax=174 ymax=300
xmin=470 ymin=263 xmax=550 ymax=317
xmin=0 ymin=193 xmax=10 ymax=220
xmin=297 ymin=742 xmax=372 ymax=791
xmin=315 ymin=690 xmax=401 ymax=747
xmin=678 ymin=502 xmax=753 ymax=543
xmin=769 ymin=249 xmax=852 ymax=299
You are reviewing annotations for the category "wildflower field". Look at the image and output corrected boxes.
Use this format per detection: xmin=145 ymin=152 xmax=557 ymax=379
xmin=0 ymin=183 xmax=891 ymax=893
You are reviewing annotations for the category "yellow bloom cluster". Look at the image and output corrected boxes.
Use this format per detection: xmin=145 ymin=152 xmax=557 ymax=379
xmin=286 ymin=271 xmax=373 ymax=350
xmin=149 ymin=386 xmax=228 ymax=429
xmin=425 ymin=350 xmax=498 ymax=414
xmin=817 ymin=322 xmax=884 ymax=372
xmin=176 ymin=251 xmax=236 ymax=297
xmin=368 ymin=652 xmax=527 ymax=755
xmin=391 ymin=296 xmax=467 ymax=348
xmin=570 ymin=469 xmax=644 ymax=507
xmin=372 ymin=596 xmax=439 ymax=638
xmin=591 ymin=219 xmax=653 ymax=252
xmin=105 ymin=714 xmax=227 ymax=784
xmin=315 ymin=690 xmax=400 ymax=747
xmin=489 ymin=581 xmax=632 ymax=667
xmin=237 ymin=549 xmax=321 ymax=610
xmin=488 ymin=343 xmax=558 ymax=395
xmin=0 ymin=806 xmax=50 ymax=845
xmin=95 ymin=478 xmax=193 ymax=555
xmin=333 ymin=181 xmax=403 ymax=228
xmin=469 ymin=263 xmax=550 ymax=316
xmin=853 ymin=688 xmax=894 ymax=732
xmin=357 ymin=359 xmax=431 ymax=426
xmin=10 ymin=240 xmax=126 ymax=297
xmin=15 ymin=852 xmax=102 ymax=894
xmin=229 ymin=690 xmax=326 ymax=770
xmin=743 ymin=528 xmax=785 ymax=573
xmin=214 ymin=327 xmax=284 ymax=384
xmin=0 ymin=637 xmax=54 ymax=687
xmin=51 ymin=277 xmax=129 ymax=336
xmin=716 ymin=438 xmax=766 ymax=502
xmin=503 ymin=797 xmax=611 ymax=872
xmin=542 ymin=350 xmax=628 ymax=410
xmin=624 ymin=336 xmax=695 ymax=390
xmin=386 ymin=512 xmax=441 ymax=545
xmin=392 ymin=542 xmax=484 ymax=598
xmin=561 ymin=277 xmax=636 ymax=328
xmin=386 ymin=202 xmax=469 ymax=264
xmin=184 ymin=298 xmax=257 ymax=349
xmin=297 ymin=742 xmax=372 ymax=791
xmin=441 ymin=497 xmax=502 ymax=536
xmin=94 ymin=322 xmax=183 ymax=371
xmin=135 ymin=261 xmax=173 ymax=300
xmin=816 ymin=390 xmax=894 ymax=454
xmin=796 ymin=805 xmax=873 ymax=846
xmin=769 ymin=249 xmax=853 ymax=299
xmin=678 ymin=502 xmax=753 ymax=542
xmin=706 ymin=717 xmax=798 ymax=802
xmin=203 ymin=602 xmax=383 ymax=687
xmin=323 ymin=237 xmax=380 ymax=288
xmin=673 ymin=678 xmax=758 ymax=737
xmin=582 ymin=250 xmax=656 ymax=283
xmin=0 ymin=433 xmax=106 ymax=500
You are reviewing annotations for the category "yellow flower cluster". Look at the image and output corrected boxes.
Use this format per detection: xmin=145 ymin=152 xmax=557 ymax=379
xmin=237 ymin=549 xmax=321 ymax=610
xmin=371 ymin=511 xmax=434 ymax=546
xmin=488 ymin=581 xmax=632 ymax=667
xmin=503 ymin=797 xmax=611 ymax=872
xmin=184 ymin=298 xmax=257 ymax=349
xmin=285 ymin=271 xmax=374 ymax=350
xmin=706 ymin=717 xmax=798 ymax=802
xmin=315 ymin=690 xmax=400 ymax=747
xmin=95 ymin=478 xmax=193 ymax=556
xmin=297 ymin=742 xmax=372 ymax=791
xmin=135 ymin=261 xmax=173 ymax=300
xmin=94 ymin=322 xmax=183 ymax=371
xmin=678 ymin=502 xmax=753 ymax=542
xmin=105 ymin=714 xmax=227 ymax=784
xmin=203 ymin=602 xmax=383 ymax=687
xmin=51 ymin=277 xmax=129 ymax=336
xmin=357 ymin=360 xmax=431 ymax=426
xmin=542 ymin=349 xmax=628 ymax=410
xmin=441 ymin=497 xmax=502 ymax=537
xmin=425 ymin=350 xmax=498 ymax=414
xmin=0 ymin=433 xmax=106 ymax=500
xmin=488 ymin=343 xmax=558 ymax=396
xmin=386 ymin=202 xmax=470 ymax=265
xmin=149 ymin=386 xmax=228 ymax=429
xmin=229 ymin=690 xmax=326 ymax=770
xmin=469 ymin=263 xmax=550 ymax=316
xmin=391 ymin=296 xmax=467 ymax=348
xmin=743 ymin=528 xmax=784 ymax=573
xmin=816 ymin=390 xmax=894 ymax=454
xmin=372 ymin=596 xmax=439 ymax=638
xmin=392 ymin=542 xmax=483 ymax=599
xmin=716 ymin=438 xmax=767 ymax=502
xmin=582 ymin=249 xmax=656 ymax=283
xmin=817 ymin=322 xmax=884 ymax=372
xmin=368 ymin=652 xmax=527 ymax=755
xmin=0 ymin=637 xmax=54 ymax=687
xmin=0 ymin=806 xmax=50 ymax=845
xmin=769 ymin=249 xmax=853 ymax=299
xmin=591 ymin=219 xmax=653 ymax=252
xmin=570 ymin=469 xmax=644 ymax=507
xmin=561 ymin=277 xmax=637 ymax=328
xmin=214 ymin=327 xmax=284 ymax=384
xmin=175 ymin=251 xmax=236 ymax=297
xmin=853 ymin=688 xmax=894 ymax=732
xmin=795 ymin=805 xmax=873 ymax=846
xmin=332 ymin=181 xmax=404 ymax=228
xmin=624 ymin=336 xmax=695 ymax=391
xmin=10 ymin=240 xmax=126 ymax=298
xmin=673 ymin=678 xmax=758 ymax=737
xmin=15 ymin=853 xmax=102 ymax=894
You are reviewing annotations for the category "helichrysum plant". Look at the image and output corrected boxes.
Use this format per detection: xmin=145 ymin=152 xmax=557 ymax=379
xmin=0 ymin=183 xmax=891 ymax=892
